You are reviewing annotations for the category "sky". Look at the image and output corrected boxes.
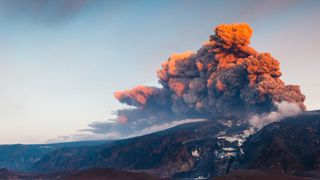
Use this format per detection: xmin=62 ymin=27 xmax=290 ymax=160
xmin=0 ymin=0 xmax=319 ymax=144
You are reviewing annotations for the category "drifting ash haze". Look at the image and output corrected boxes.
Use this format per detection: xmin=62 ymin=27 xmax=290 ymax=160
xmin=86 ymin=23 xmax=306 ymax=137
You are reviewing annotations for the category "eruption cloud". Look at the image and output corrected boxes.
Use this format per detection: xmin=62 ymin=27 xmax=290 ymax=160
xmin=113 ymin=23 xmax=305 ymax=130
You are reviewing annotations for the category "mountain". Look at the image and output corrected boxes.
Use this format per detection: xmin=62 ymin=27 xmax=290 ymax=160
xmin=0 ymin=168 xmax=166 ymax=180
xmin=0 ymin=140 xmax=108 ymax=171
xmin=32 ymin=111 xmax=320 ymax=179
xmin=63 ymin=168 xmax=168 ymax=180
xmin=215 ymin=169 xmax=311 ymax=180
xmin=33 ymin=116 xmax=250 ymax=178
xmin=239 ymin=110 xmax=320 ymax=175
xmin=1 ymin=110 xmax=320 ymax=179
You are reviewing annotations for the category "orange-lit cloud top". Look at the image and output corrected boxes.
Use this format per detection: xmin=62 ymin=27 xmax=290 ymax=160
xmin=114 ymin=23 xmax=305 ymax=123
xmin=158 ymin=51 xmax=195 ymax=79
xmin=215 ymin=23 xmax=253 ymax=47
xmin=114 ymin=86 xmax=158 ymax=107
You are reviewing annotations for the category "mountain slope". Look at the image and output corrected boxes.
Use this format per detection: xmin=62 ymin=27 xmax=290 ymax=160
xmin=0 ymin=140 xmax=108 ymax=171
xmin=239 ymin=110 xmax=320 ymax=175
xmin=31 ymin=110 xmax=320 ymax=179
xmin=33 ymin=116 xmax=250 ymax=178
xmin=215 ymin=169 xmax=311 ymax=180
xmin=0 ymin=167 xmax=165 ymax=180
xmin=63 ymin=168 xmax=168 ymax=180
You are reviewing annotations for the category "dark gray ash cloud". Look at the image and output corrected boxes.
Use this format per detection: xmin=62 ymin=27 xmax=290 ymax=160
xmin=85 ymin=23 xmax=305 ymax=138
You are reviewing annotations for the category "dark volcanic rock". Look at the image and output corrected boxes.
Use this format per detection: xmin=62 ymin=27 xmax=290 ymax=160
xmin=62 ymin=168 xmax=167 ymax=180
xmin=0 ymin=168 xmax=165 ymax=180
xmin=32 ymin=110 xmax=320 ymax=179
xmin=214 ymin=169 xmax=310 ymax=180
xmin=33 ymin=116 xmax=249 ymax=178
xmin=240 ymin=111 xmax=320 ymax=175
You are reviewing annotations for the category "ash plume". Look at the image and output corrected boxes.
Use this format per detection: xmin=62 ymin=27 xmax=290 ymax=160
xmin=112 ymin=23 xmax=305 ymax=130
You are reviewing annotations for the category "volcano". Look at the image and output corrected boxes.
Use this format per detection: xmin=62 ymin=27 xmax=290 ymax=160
xmin=15 ymin=111 xmax=320 ymax=179
xmin=0 ymin=23 xmax=316 ymax=180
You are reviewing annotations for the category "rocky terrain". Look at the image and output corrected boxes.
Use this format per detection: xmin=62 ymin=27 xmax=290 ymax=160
xmin=240 ymin=111 xmax=320 ymax=175
xmin=215 ymin=169 xmax=314 ymax=180
xmin=63 ymin=168 xmax=167 ymax=180
xmin=32 ymin=116 xmax=250 ymax=179
xmin=1 ymin=111 xmax=320 ymax=179
xmin=0 ymin=168 xmax=166 ymax=180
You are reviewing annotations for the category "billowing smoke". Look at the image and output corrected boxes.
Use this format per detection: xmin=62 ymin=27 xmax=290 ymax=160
xmin=114 ymin=23 xmax=305 ymax=127
xmin=79 ymin=23 xmax=306 ymax=138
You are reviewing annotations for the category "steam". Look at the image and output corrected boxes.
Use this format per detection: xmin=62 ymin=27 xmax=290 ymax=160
xmin=249 ymin=101 xmax=302 ymax=129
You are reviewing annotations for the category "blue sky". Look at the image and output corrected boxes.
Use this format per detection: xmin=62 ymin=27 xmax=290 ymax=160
xmin=0 ymin=0 xmax=319 ymax=144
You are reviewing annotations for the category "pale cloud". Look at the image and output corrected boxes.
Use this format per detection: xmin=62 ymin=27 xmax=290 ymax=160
xmin=249 ymin=101 xmax=302 ymax=130
xmin=46 ymin=131 xmax=121 ymax=143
